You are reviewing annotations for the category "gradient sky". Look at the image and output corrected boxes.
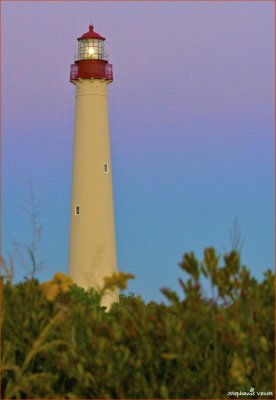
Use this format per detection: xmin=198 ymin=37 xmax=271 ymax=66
xmin=2 ymin=1 xmax=275 ymax=302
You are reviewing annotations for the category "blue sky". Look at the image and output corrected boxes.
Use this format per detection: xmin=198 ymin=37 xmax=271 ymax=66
xmin=2 ymin=1 xmax=274 ymax=302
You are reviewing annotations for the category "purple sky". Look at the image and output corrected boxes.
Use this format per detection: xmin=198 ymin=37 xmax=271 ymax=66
xmin=2 ymin=1 xmax=274 ymax=302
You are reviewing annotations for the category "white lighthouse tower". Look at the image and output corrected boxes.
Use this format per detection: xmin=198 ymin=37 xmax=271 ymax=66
xmin=68 ymin=24 xmax=118 ymax=308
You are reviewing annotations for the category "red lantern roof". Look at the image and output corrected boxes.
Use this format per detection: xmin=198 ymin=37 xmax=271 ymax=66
xmin=78 ymin=25 xmax=106 ymax=41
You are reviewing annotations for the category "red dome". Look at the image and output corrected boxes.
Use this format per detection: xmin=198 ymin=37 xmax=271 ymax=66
xmin=78 ymin=24 xmax=106 ymax=41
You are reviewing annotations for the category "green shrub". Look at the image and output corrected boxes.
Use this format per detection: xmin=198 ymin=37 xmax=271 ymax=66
xmin=1 ymin=249 xmax=274 ymax=398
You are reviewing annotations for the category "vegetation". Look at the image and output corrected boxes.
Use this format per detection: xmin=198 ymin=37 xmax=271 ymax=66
xmin=1 ymin=248 xmax=274 ymax=399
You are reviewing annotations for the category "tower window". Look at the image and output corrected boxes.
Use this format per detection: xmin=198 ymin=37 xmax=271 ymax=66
xmin=104 ymin=163 xmax=109 ymax=173
xmin=75 ymin=205 xmax=80 ymax=215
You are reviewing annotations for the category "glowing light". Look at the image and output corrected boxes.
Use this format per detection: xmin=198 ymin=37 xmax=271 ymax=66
xmin=88 ymin=47 xmax=95 ymax=55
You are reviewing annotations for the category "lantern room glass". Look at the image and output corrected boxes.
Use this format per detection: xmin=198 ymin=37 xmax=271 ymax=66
xmin=77 ymin=39 xmax=105 ymax=60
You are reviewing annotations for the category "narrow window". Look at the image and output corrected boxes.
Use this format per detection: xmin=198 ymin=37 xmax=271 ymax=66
xmin=104 ymin=163 xmax=109 ymax=173
xmin=75 ymin=205 xmax=80 ymax=215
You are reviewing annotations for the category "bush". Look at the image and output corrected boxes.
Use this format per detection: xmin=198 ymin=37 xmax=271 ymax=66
xmin=1 ymin=248 xmax=274 ymax=398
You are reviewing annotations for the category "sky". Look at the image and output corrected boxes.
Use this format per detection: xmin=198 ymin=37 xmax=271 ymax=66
xmin=2 ymin=1 xmax=275 ymax=303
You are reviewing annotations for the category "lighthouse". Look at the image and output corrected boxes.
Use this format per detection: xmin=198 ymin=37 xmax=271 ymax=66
xmin=68 ymin=24 xmax=118 ymax=308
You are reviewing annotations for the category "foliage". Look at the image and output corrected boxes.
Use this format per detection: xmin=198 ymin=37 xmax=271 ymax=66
xmin=40 ymin=272 xmax=74 ymax=301
xmin=1 ymin=249 xmax=274 ymax=399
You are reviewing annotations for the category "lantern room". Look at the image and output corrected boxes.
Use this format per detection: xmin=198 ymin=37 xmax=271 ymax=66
xmin=76 ymin=25 xmax=106 ymax=61
xmin=70 ymin=24 xmax=113 ymax=82
xmin=77 ymin=39 xmax=105 ymax=60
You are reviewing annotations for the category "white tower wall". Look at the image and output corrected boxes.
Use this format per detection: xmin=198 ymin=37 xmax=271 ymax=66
xmin=69 ymin=78 xmax=118 ymax=308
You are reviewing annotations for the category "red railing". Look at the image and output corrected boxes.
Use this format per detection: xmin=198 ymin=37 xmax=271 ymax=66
xmin=105 ymin=63 xmax=113 ymax=81
xmin=70 ymin=62 xmax=113 ymax=82
xmin=70 ymin=64 xmax=78 ymax=81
